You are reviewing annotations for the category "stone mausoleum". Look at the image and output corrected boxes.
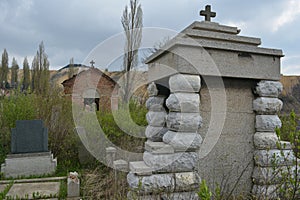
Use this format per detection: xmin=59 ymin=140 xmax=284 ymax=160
xmin=127 ymin=5 xmax=299 ymax=199
xmin=62 ymin=63 xmax=119 ymax=111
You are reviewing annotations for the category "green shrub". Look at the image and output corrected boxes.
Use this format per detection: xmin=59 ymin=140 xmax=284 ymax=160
xmin=0 ymin=89 xmax=147 ymax=179
xmin=275 ymin=111 xmax=300 ymax=199
xmin=78 ymin=100 xmax=147 ymax=153
xmin=0 ymin=89 xmax=80 ymax=176
xmin=198 ymin=180 xmax=212 ymax=200
xmin=278 ymin=111 xmax=300 ymax=158
xmin=0 ymin=93 xmax=37 ymax=163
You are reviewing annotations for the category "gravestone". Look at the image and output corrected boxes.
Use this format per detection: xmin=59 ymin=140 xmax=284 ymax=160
xmin=127 ymin=4 xmax=299 ymax=199
xmin=67 ymin=172 xmax=80 ymax=197
xmin=1 ymin=120 xmax=57 ymax=178
xmin=11 ymin=120 xmax=48 ymax=154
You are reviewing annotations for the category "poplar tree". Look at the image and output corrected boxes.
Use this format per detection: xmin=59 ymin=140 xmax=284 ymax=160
xmin=22 ymin=57 xmax=30 ymax=91
xmin=31 ymin=56 xmax=37 ymax=92
xmin=1 ymin=49 xmax=9 ymax=88
xmin=11 ymin=57 xmax=19 ymax=89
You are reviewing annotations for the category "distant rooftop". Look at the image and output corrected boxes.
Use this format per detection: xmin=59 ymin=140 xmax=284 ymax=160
xmin=58 ymin=64 xmax=90 ymax=72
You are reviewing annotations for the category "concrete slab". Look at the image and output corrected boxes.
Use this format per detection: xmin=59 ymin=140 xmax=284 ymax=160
xmin=6 ymin=182 xmax=60 ymax=199
xmin=1 ymin=152 xmax=57 ymax=178
xmin=40 ymin=199 xmax=58 ymax=200
xmin=0 ymin=176 xmax=66 ymax=184
xmin=0 ymin=184 xmax=8 ymax=192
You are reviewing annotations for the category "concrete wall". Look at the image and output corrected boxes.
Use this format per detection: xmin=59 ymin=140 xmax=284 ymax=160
xmin=198 ymin=77 xmax=257 ymax=196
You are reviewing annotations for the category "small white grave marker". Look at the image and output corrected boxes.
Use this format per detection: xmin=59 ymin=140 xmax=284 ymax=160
xmin=67 ymin=171 xmax=80 ymax=197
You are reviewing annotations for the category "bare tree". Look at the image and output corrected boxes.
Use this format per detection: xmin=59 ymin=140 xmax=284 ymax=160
xmin=31 ymin=41 xmax=50 ymax=95
xmin=121 ymin=0 xmax=143 ymax=103
xmin=68 ymin=57 xmax=75 ymax=78
xmin=150 ymin=36 xmax=171 ymax=54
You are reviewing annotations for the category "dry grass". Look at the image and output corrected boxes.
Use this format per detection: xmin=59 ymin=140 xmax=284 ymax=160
xmin=82 ymin=166 xmax=128 ymax=199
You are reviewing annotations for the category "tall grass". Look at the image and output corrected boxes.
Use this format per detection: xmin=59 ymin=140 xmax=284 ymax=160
xmin=0 ymin=89 xmax=79 ymax=175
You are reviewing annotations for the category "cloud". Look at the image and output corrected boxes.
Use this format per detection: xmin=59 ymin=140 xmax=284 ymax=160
xmin=282 ymin=55 xmax=300 ymax=75
xmin=0 ymin=0 xmax=300 ymax=75
xmin=272 ymin=0 xmax=300 ymax=32
xmin=282 ymin=64 xmax=300 ymax=75
xmin=0 ymin=0 xmax=127 ymax=69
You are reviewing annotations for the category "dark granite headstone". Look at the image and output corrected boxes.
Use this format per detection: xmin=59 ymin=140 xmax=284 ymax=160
xmin=11 ymin=120 xmax=48 ymax=154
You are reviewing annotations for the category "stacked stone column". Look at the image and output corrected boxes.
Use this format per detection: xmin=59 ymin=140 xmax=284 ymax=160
xmin=127 ymin=74 xmax=202 ymax=199
xmin=165 ymin=74 xmax=203 ymax=153
xmin=252 ymin=80 xmax=298 ymax=198
xmin=145 ymin=82 xmax=168 ymax=142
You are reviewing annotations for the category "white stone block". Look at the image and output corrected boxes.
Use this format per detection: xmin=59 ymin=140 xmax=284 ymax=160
xmin=169 ymin=74 xmax=201 ymax=93
xmin=166 ymin=93 xmax=200 ymax=112
xmin=127 ymin=191 xmax=199 ymax=200
xmin=163 ymin=131 xmax=202 ymax=152
xmin=253 ymin=97 xmax=282 ymax=114
xmin=145 ymin=126 xmax=168 ymax=142
xmin=254 ymin=149 xmax=296 ymax=167
xmin=147 ymin=82 xmax=158 ymax=96
xmin=256 ymin=115 xmax=282 ymax=132
xmin=146 ymin=111 xmax=167 ymax=127
xmin=254 ymin=132 xmax=279 ymax=150
xmin=252 ymin=184 xmax=278 ymax=199
xmin=145 ymin=141 xmax=174 ymax=154
xmin=129 ymin=161 xmax=153 ymax=176
xmin=253 ymin=165 xmax=300 ymax=185
xmin=113 ymin=159 xmax=128 ymax=171
xmin=167 ymin=112 xmax=202 ymax=132
xmin=146 ymin=96 xmax=166 ymax=111
xmin=252 ymin=166 xmax=293 ymax=185
xmin=143 ymin=151 xmax=198 ymax=172
xmin=279 ymin=141 xmax=293 ymax=150
xmin=127 ymin=172 xmax=200 ymax=195
xmin=255 ymin=81 xmax=283 ymax=97
xmin=175 ymin=172 xmax=200 ymax=191
xmin=127 ymin=172 xmax=175 ymax=193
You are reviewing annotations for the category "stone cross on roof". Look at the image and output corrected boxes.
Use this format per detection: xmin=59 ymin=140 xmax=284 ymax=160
xmin=90 ymin=60 xmax=95 ymax=68
xmin=200 ymin=5 xmax=216 ymax=22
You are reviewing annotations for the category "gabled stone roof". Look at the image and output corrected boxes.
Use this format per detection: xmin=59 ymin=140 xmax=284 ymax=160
xmin=61 ymin=67 xmax=117 ymax=86
xmin=146 ymin=21 xmax=283 ymax=64
xmin=145 ymin=21 xmax=283 ymax=81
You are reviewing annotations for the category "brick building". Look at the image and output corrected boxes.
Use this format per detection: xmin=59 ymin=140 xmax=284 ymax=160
xmin=62 ymin=67 xmax=119 ymax=111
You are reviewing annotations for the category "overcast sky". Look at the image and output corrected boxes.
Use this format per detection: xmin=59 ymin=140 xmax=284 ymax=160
xmin=0 ymin=0 xmax=300 ymax=75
